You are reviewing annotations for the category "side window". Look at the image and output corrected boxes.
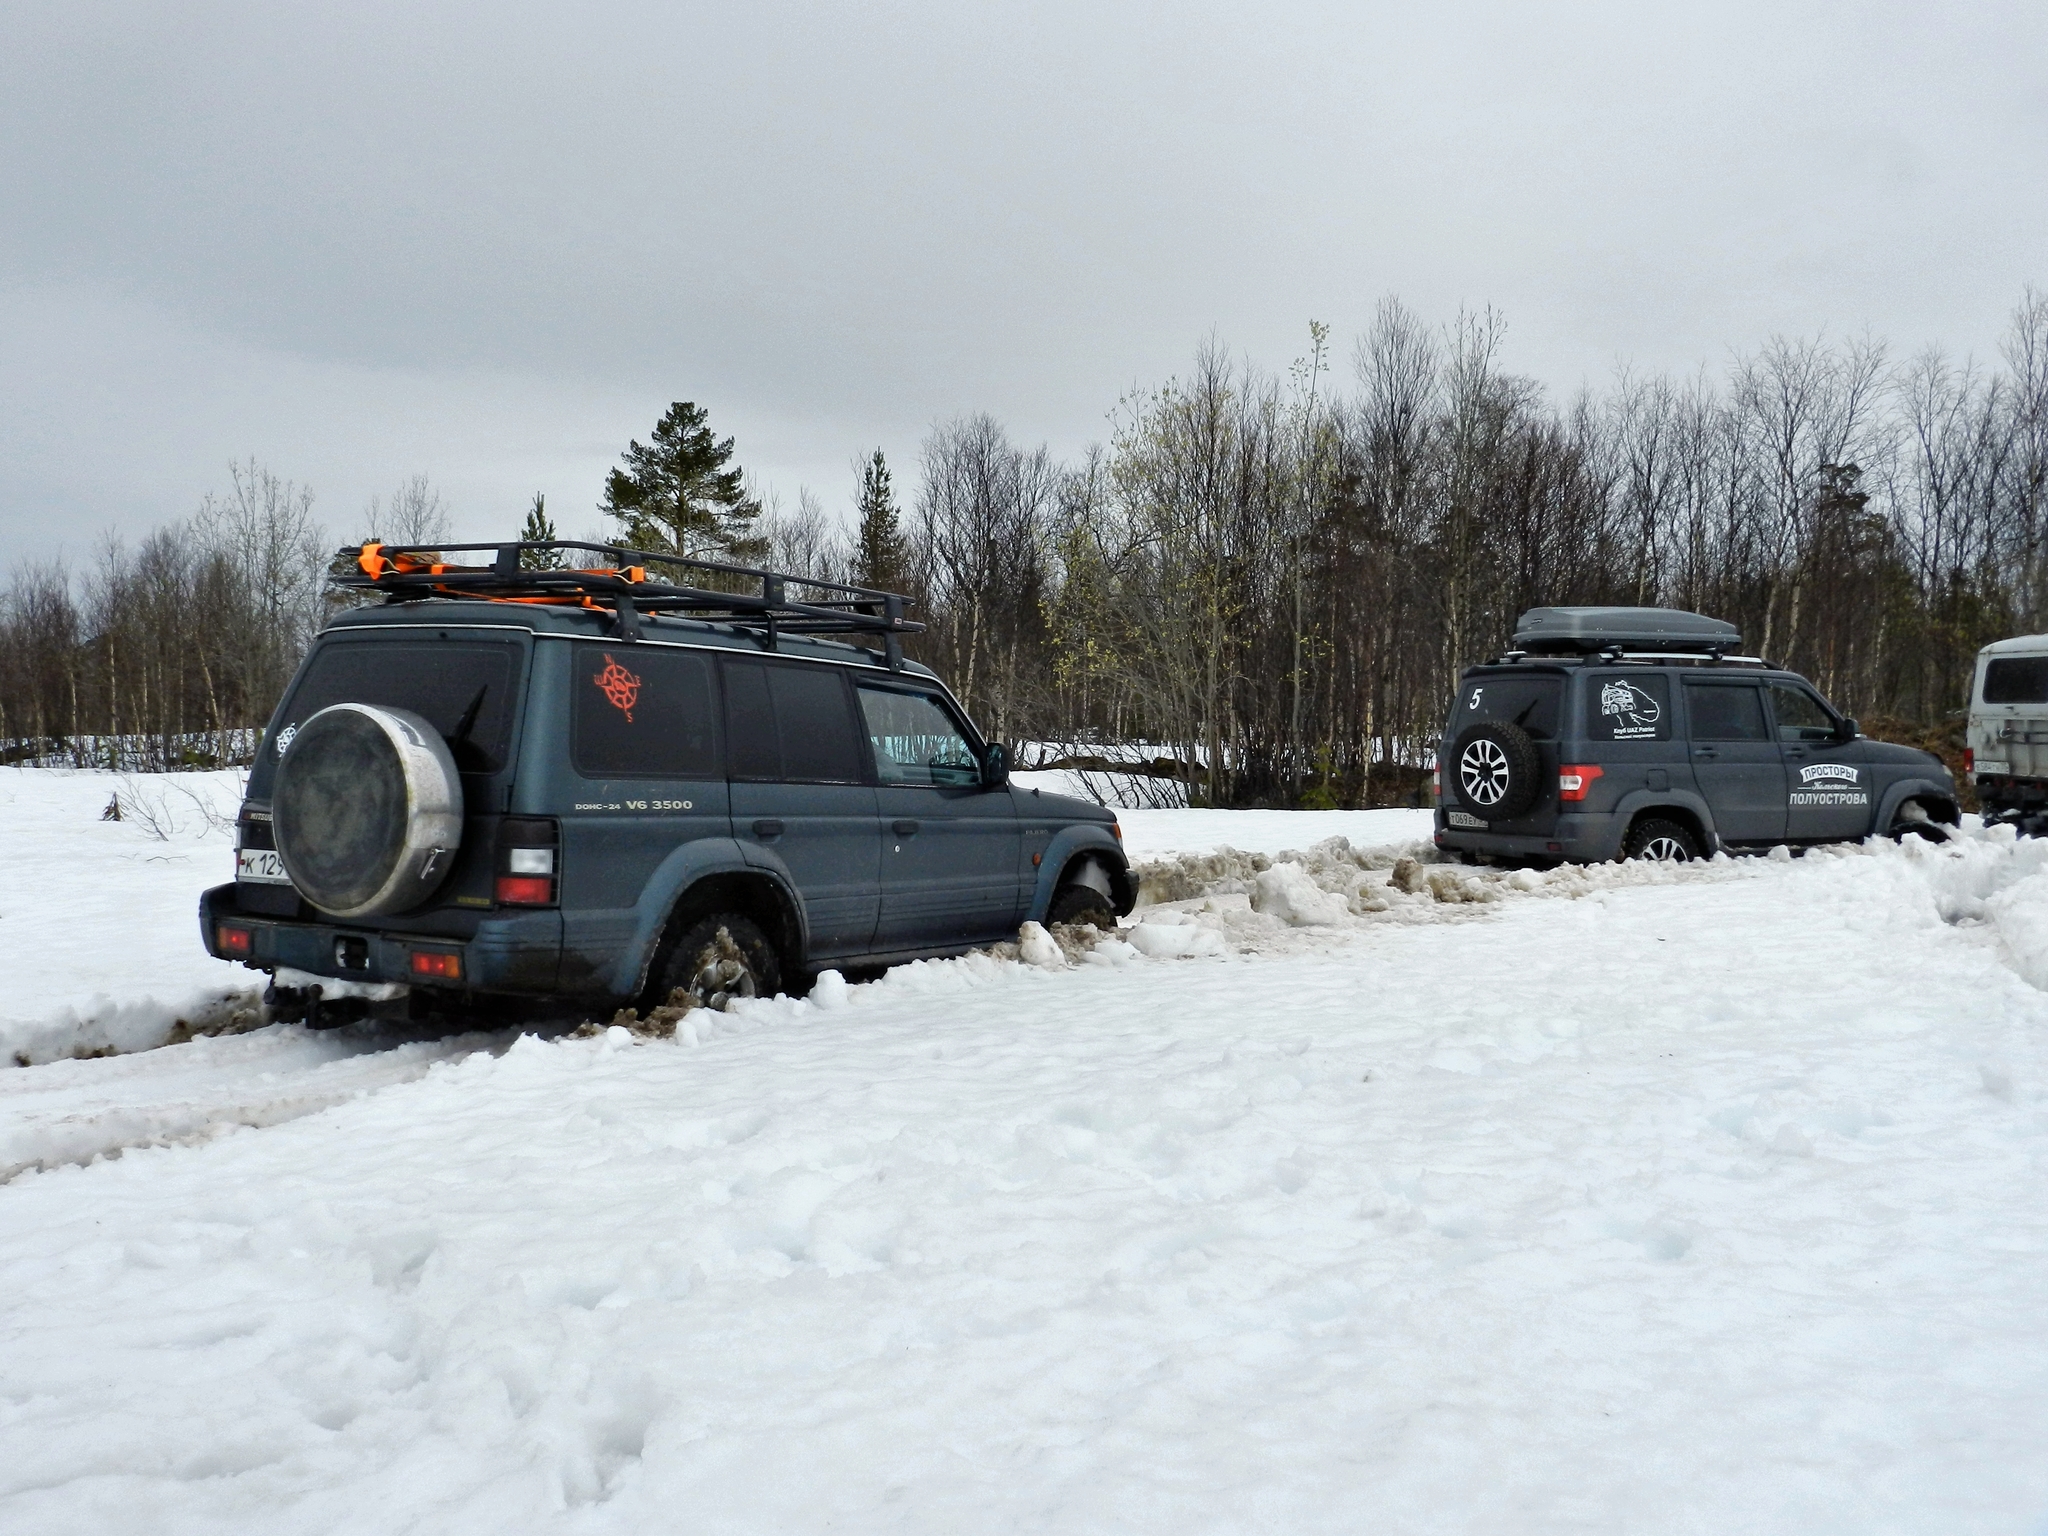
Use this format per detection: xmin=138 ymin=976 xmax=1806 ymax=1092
xmin=856 ymin=686 xmax=981 ymax=787
xmin=1584 ymin=673 xmax=1671 ymax=742
xmin=1685 ymin=683 xmax=1769 ymax=741
xmin=1765 ymin=683 xmax=1836 ymax=743
xmin=722 ymin=660 xmax=865 ymax=783
xmin=572 ymin=645 xmax=719 ymax=779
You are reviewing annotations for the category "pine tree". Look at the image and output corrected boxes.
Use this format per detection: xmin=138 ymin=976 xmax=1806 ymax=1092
xmin=600 ymin=402 xmax=766 ymax=563
xmin=519 ymin=493 xmax=562 ymax=569
xmin=852 ymin=449 xmax=910 ymax=593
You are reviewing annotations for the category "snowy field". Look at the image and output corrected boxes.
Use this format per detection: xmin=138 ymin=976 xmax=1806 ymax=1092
xmin=4 ymin=768 xmax=2048 ymax=1532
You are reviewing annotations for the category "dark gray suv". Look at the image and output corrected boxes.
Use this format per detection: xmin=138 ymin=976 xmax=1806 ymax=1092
xmin=201 ymin=542 xmax=1133 ymax=1024
xmin=1433 ymin=607 xmax=1960 ymax=863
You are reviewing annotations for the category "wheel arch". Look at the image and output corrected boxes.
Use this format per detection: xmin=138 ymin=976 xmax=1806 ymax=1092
xmin=1028 ymin=828 xmax=1134 ymax=923
xmin=1620 ymin=801 xmax=1711 ymax=858
xmin=1876 ymin=779 xmax=1962 ymax=831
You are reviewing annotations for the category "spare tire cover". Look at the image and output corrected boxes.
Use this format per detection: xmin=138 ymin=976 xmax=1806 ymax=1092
xmin=1450 ymin=720 xmax=1544 ymax=822
xmin=273 ymin=704 xmax=464 ymax=918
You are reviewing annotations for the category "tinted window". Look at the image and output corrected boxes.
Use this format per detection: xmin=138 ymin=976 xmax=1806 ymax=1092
xmin=1984 ymin=657 xmax=2048 ymax=704
xmin=572 ymin=644 xmax=719 ymax=779
xmin=724 ymin=662 xmax=779 ymax=779
xmin=1451 ymin=675 xmax=1563 ymax=739
xmin=857 ymin=686 xmax=981 ymax=786
xmin=1766 ymin=682 xmax=1836 ymax=743
xmin=723 ymin=660 xmax=865 ymax=783
xmin=1585 ymin=672 xmax=1671 ymax=742
xmin=1686 ymin=683 xmax=1769 ymax=741
xmin=254 ymin=637 xmax=522 ymax=793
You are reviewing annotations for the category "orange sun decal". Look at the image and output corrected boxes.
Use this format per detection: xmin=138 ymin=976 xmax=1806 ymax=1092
xmin=593 ymin=653 xmax=642 ymax=721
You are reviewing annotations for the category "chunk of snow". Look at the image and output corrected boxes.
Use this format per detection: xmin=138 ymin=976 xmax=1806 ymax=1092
xmin=1250 ymin=862 xmax=1351 ymax=926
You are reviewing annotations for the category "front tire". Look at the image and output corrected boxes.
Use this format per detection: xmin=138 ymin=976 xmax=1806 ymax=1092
xmin=1048 ymin=884 xmax=1116 ymax=928
xmin=649 ymin=913 xmax=782 ymax=1012
xmin=1623 ymin=816 xmax=1702 ymax=863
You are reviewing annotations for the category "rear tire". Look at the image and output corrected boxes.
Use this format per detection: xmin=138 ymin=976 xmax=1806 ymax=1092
xmin=649 ymin=913 xmax=782 ymax=1012
xmin=1047 ymin=884 xmax=1116 ymax=929
xmin=1623 ymin=816 xmax=1702 ymax=863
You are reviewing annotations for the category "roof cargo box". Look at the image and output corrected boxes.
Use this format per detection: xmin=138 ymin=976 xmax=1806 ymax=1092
xmin=1513 ymin=606 xmax=1741 ymax=654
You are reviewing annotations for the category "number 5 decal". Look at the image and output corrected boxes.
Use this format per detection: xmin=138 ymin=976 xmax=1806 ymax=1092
xmin=1468 ymin=687 xmax=1484 ymax=711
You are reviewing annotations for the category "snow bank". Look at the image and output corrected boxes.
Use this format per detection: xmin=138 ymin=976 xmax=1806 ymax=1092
xmin=0 ymin=769 xmax=258 ymax=1065
xmin=6 ymin=815 xmax=2048 ymax=1532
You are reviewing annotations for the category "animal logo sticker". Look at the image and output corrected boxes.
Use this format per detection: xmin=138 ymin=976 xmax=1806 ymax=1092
xmin=593 ymin=653 xmax=642 ymax=723
xmin=1599 ymin=679 xmax=1662 ymax=738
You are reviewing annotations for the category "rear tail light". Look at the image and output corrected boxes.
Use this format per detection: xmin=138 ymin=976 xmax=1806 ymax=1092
xmin=410 ymin=950 xmax=463 ymax=980
xmin=495 ymin=817 xmax=559 ymax=907
xmin=1432 ymin=767 xmax=1442 ymax=798
xmin=217 ymin=924 xmax=253 ymax=957
xmin=1559 ymin=764 xmax=1604 ymax=801
xmin=494 ymin=874 xmax=553 ymax=905
xmin=1965 ymin=748 xmax=1975 ymax=773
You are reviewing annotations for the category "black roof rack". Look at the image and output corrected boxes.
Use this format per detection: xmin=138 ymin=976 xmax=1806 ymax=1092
xmin=330 ymin=540 xmax=923 ymax=669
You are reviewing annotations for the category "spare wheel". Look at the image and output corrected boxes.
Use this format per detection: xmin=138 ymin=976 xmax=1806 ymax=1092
xmin=273 ymin=703 xmax=464 ymax=918
xmin=1450 ymin=720 xmax=1544 ymax=821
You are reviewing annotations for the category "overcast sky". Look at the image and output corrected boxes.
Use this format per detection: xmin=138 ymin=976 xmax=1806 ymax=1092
xmin=2 ymin=1 xmax=2043 ymax=569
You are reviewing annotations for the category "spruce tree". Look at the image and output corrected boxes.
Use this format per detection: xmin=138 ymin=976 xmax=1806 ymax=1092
xmin=600 ymin=402 xmax=766 ymax=564
xmin=518 ymin=493 xmax=563 ymax=569
xmin=852 ymin=449 xmax=910 ymax=593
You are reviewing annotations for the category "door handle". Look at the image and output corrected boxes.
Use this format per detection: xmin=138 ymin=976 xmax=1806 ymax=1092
xmin=1693 ymin=746 xmax=1718 ymax=759
xmin=892 ymin=819 xmax=920 ymax=836
xmin=752 ymin=818 xmax=785 ymax=839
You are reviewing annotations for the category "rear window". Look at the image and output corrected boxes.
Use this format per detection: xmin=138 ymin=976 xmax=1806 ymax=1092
xmin=572 ymin=644 xmax=719 ymax=779
xmin=251 ymin=636 xmax=523 ymax=793
xmin=723 ymin=660 xmax=866 ymax=783
xmin=1450 ymin=674 xmax=1563 ymax=739
xmin=1584 ymin=672 xmax=1672 ymax=742
xmin=1984 ymin=656 xmax=2048 ymax=704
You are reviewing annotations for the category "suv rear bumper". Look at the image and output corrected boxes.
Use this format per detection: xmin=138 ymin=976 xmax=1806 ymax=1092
xmin=200 ymin=883 xmax=564 ymax=996
xmin=1433 ymin=811 xmax=1626 ymax=863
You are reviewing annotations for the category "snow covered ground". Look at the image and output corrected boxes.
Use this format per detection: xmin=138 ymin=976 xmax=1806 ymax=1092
xmin=4 ymin=768 xmax=2048 ymax=1532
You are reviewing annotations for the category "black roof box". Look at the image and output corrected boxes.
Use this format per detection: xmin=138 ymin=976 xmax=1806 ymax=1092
xmin=1513 ymin=606 xmax=1741 ymax=654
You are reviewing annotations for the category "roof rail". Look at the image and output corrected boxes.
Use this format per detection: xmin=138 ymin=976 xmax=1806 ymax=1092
xmin=330 ymin=541 xmax=923 ymax=669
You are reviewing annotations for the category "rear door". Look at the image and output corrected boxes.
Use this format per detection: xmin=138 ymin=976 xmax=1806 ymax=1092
xmin=723 ymin=659 xmax=880 ymax=960
xmin=1768 ymin=680 xmax=1871 ymax=841
xmin=1975 ymin=654 xmax=2048 ymax=781
xmin=1682 ymin=679 xmax=1784 ymax=844
xmin=855 ymin=682 xmax=1021 ymax=949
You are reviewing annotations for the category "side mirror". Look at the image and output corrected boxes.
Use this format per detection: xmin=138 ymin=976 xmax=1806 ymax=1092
xmin=1838 ymin=717 xmax=1860 ymax=741
xmin=982 ymin=742 xmax=1011 ymax=787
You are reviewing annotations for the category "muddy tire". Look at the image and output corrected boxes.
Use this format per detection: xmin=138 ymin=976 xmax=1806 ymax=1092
xmin=1448 ymin=720 xmax=1544 ymax=821
xmin=650 ymin=913 xmax=782 ymax=1013
xmin=1048 ymin=884 xmax=1116 ymax=929
xmin=1623 ymin=816 xmax=1702 ymax=862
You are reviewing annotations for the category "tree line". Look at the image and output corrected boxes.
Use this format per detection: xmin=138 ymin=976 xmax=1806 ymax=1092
xmin=5 ymin=293 xmax=2044 ymax=800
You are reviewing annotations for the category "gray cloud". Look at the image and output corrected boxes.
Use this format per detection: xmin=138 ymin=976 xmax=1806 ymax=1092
xmin=3 ymin=0 xmax=2043 ymax=565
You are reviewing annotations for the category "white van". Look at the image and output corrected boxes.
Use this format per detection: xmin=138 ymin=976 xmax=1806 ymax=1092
xmin=1970 ymin=635 xmax=2048 ymax=829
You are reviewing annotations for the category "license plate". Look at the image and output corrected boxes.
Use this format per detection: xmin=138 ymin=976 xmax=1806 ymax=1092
xmin=237 ymin=849 xmax=290 ymax=884
xmin=1976 ymin=761 xmax=2009 ymax=776
xmin=1447 ymin=810 xmax=1484 ymax=829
